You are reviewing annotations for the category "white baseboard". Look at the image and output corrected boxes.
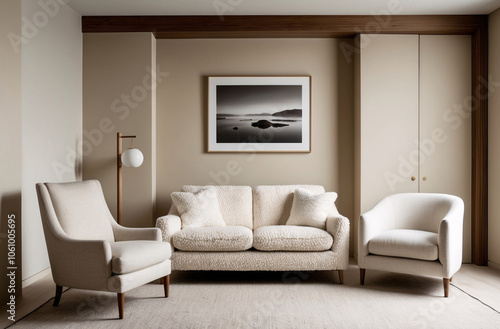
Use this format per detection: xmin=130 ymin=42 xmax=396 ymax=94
xmin=488 ymin=261 xmax=500 ymax=271
xmin=22 ymin=267 xmax=51 ymax=288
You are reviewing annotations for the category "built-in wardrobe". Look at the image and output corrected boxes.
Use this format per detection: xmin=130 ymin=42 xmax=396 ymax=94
xmin=354 ymin=34 xmax=471 ymax=262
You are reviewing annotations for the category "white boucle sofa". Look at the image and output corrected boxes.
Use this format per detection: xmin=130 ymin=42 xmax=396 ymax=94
xmin=155 ymin=185 xmax=350 ymax=283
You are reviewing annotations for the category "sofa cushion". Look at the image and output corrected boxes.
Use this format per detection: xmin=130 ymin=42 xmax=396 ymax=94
xmin=173 ymin=226 xmax=253 ymax=251
xmin=286 ymin=188 xmax=338 ymax=230
xmin=171 ymin=186 xmax=226 ymax=228
xmin=368 ymin=229 xmax=438 ymax=261
xmin=182 ymin=185 xmax=253 ymax=229
xmin=254 ymin=185 xmax=333 ymax=229
xmin=253 ymin=226 xmax=333 ymax=251
xmin=110 ymin=241 xmax=171 ymax=275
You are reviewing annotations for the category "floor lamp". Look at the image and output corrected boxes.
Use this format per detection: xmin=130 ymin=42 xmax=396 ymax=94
xmin=117 ymin=132 xmax=144 ymax=225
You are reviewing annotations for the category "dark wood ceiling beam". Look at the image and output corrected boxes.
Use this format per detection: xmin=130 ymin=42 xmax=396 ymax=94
xmin=82 ymin=15 xmax=487 ymax=38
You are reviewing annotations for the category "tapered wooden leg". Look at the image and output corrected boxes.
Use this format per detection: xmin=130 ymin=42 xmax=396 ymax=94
xmin=117 ymin=293 xmax=124 ymax=319
xmin=163 ymin=275 xmax=170 ymax=298
xmin=360 ymin=269 xmax=366 ymax=285
xmin=450 ymin=276 xmax=453 ymax=283
xmin=443 ymin=278 xmax=450 ymax=298
xmin=53 ymin=285 xmax=63 ymax=306
xmin=338 ymin=270 xmax=344 ymax=284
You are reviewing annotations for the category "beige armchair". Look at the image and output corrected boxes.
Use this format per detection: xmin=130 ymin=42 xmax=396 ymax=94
xmin=358 ymin=193 xmax=464 ymax=297
xmin=36 ymin=180 xmax=171 ymax=319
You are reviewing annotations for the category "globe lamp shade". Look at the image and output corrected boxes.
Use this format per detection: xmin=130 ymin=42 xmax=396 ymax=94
xmin=121 ymin=148 xmax=144 ymax=168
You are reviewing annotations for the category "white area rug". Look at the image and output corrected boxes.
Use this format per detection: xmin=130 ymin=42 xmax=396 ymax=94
xmin=10 ymin=265 xmax=500 ymax=329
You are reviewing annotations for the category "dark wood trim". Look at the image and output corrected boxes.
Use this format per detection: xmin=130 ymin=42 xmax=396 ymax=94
xmin=81 ymin=14 xmax=489 ymax=265
xmin=82 ymin=15 xmax=487 ymax=38
xmin=471 ymin=18 xmax=489 ymax=265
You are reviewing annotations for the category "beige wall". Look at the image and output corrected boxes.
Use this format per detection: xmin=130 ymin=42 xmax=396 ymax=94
xmin=21 ymin=0 xmax=82 ymax=280
xmin=156 ymin=38 xmax=354 ymax=249
xmin=0 ymin=0 xmax=22 ymax=303
xmin=489 ymin=8 xmax=500 ymax=267
xmin=83 ymin=33 xmax=157 ymax=227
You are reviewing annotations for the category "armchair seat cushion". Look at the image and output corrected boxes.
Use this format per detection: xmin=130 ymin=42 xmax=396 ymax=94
xmin=173 ymin=226 xmax=253 ymax=251
xmin=110 ymin=241 xmax=172 ymax=275
xmin=368 ymin=229 xmax=438 ymax=261
xmin=253 ymin=225 xmax=333 ymax=251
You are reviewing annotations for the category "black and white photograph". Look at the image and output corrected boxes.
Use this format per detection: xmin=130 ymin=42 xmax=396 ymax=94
xmin=208 ymin=76 xmax=311 ymax=152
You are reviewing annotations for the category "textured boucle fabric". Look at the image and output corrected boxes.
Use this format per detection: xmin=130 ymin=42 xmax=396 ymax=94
xmin=172 ymin=250 xmax=342 ymax=271
xmin=156 ymin=215 xmax=181 ymax=253
xmin=286 ymin=188 xmax=338 ymax=229
xmin=253 ymin=185 xmax=327 ymax=229
xmin=173 ymin=226 xmax=253 ymax=251
xmin=253 ymin=225 xmax=333 ymax=251
xmin=171 ymin=186 xmax=226 ymax=228
xmin=326 ymin=216 xmax=350 ymax=269
xmin=181 ymin=185 xmax=253 ymax=229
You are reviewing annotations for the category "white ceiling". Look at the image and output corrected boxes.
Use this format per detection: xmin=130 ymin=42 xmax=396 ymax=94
xmin=66 ymin=0 xmax=500 ymax=16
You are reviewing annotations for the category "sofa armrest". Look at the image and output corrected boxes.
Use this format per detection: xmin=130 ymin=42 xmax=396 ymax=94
xmin=111 ymin=223 xmax=161 ymax=242
xmin=326 ymin=215 xmax=350 ymax=270
xmin=156 ymin=214 xmax=182 ymax=252
xmin=49 ymin=237 xmax=112 ymax=291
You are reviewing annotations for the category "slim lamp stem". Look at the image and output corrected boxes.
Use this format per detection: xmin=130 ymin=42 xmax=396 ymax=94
xmin=117 ymin=132 xmax=123 ymax=225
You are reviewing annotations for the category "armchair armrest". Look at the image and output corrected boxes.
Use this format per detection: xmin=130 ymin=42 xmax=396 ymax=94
xmin=156 ymin=214 xmax=182 ymax=252
xmin=326 ymin=215 xmax=350 ymax=270
xmin=48 ymin=236 xmax=112 ymax=291
xmin=358 ymin=197 xmax=395 ymax=267
xmin=111 ymin=223 xmax=161 ymax=242
xmin=438 ymin=197 xmax=464 ymax=278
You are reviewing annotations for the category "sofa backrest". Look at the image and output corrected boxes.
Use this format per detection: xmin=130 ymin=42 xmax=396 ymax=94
xmin=181 ymin=185 xmax=253 ymax=229
xmin=253 ymin=185 xmax=326 ymax=229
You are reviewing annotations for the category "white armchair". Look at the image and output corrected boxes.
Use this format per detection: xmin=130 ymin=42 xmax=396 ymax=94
xmin=358 ymin=193 xmax=464 ymax=297
xmin=36 ymin=180 xmax=172 ymax=319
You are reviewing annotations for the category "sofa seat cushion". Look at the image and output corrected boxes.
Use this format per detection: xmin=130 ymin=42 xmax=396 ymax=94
xmin=110 ymin=241 xmax=172 ymax=275
xmin=368 ymin=229 xmax=438 ymax=261
xmin=173 ymin=226 xmax=253 ymax=251
xmin=253 ymin=225 xmax=333 ymax=251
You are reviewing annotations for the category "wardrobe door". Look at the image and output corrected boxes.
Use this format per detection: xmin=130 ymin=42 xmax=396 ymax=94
xmin=358 ymin=35 xmax=419 ymax=213
xmin=419 ymin=35 xmax=472 ymax=261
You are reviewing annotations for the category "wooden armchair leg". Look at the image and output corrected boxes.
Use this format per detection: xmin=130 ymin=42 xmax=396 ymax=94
xmin=338 ymin=270 xmax=344 ymax=284
xmin=117 ymin=293 xmax=124 ymax=319
xmin=53 ymin=285 xmax=63 ymax=306
xmin=443 ymin=278 xmax=450 ymax=298
xmin=163 ymin=275 xmax=170 ymax=298
xmin=360 ymin=269 xmax=366 ymax=285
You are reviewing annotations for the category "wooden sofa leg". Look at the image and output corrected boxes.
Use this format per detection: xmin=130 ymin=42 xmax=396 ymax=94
xmin=164 ymin=275 xmax=170 ymax=298
xmin=443 ymin=278 xmax=450 ymax=298
xmin=117 ymin=293 xmax=124 ymax=319
xmin=360 ymin=269 xmax=366 ymax=285
xmin=53 ymin=285 xmax=63 ymax=306
xmin=338 ymin=270 xmax=344 ymax=284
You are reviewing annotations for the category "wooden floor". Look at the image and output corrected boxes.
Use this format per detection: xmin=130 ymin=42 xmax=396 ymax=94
xmin=2 ymin=260 xmax=500 ymax=328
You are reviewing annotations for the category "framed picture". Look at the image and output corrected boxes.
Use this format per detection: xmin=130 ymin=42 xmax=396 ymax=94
xmin=207 ymin=76 xmax=311 ymax=153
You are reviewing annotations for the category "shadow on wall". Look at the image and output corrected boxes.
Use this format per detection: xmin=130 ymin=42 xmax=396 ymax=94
xmin=336 ymin=39 xmax=355 ymax=255
xmin=0 ymin=192 xmax=22 ymax=304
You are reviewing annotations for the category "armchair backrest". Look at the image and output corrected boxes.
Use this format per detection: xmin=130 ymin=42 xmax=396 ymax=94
xmin=388 ymin=193 xmax=463 ymax=232
xmin=36 ymin=180 xmax=115 ymax=242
